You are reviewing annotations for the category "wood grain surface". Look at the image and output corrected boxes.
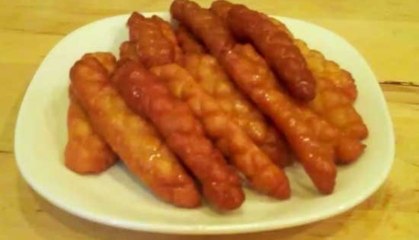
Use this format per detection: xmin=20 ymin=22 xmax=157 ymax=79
xmin=1 ymin=0 xmax=418 ymax=239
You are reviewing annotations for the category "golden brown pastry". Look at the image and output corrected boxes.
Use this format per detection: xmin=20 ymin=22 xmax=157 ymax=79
xmin=70 ymin=53 xmax=200 ymax=208
xmin=212 ymin=0 xmax=357 ymax=102
xmin=171 ymin=0 xmax=235 ymax=58
xmin=210 ymin=0 xmax=232 ymax=24
xmin=171 ymin=0 xmax=338 ymax=193
xmin=222 ymin=45 xmax=337 ymax=194
xmin=151 ymin=63 xmax=290 ymax=199
xmin=119 ymin=41 xmax=140 ymax=62
xmin=121 ymin=11 xmax=290 ymax=198
xmin=181 ymin=53 xmax=292 ymax=167
xmin=124 ymin=9 xmax=292 ymax=168
xmin=127 ymin=12 xmax=181 ymax=68
xmin=211 ymin=0 xmax=366 ymax=163
xmin=111 ymin=60 xmax=244 ymax=210
xmin=294 ymin=40 xmax=358 ymax=102
xmin=65 ymin=88 xmax=117 ymax=174
xmin=225 ymin=3 xmax=315 ymax=101
xmin=176 ymin=25 xmax=207 ymax=54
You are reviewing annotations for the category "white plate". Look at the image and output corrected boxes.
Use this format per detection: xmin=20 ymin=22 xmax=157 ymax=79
xmin=15 ymin=12 xmax=394 ymax=235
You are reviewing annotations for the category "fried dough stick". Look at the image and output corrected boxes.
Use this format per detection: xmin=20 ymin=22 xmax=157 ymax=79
xmin=230 ymin=45 xmax=364 ymax=164
xmin=127 ymin=12 xmax=182 ymax=68
xmin=212 ymin=0 xmax=357 ymax=101
xmin=124 ymin=13 xmax=293 ymax=167
xmin=112 ymin=60 xmax=244 ymax=210
xmin=233 ymin=45 xmax=365 ymax=164
xmin=261 ymin=18 xmax=366 ymax=141
xmin=295 ymin=41 xmax=367 ymax=140
xmin=181 ymin=53 xmax=292 ymax=167
xmin=305 ymin=73 xmax=368 ymax=141
xmin=124 ymin=15 xmax=244 ymax=208
xmin=119 ymin=41 xmax=139 ymax=62
xmin=176 ymin=25 xmax=207 ymax=54
xmin=210 ymin=0 xmax=232 ymax=24
xmin=226 ymin=4 xmax=316 ymax=101
xmin=170 ymin=0 xmax=337 ymax=194
xmin=211 ymin=0 xmax=367 ymax=160
xmin=177 ymin=13 xmax=292 ymax=167
xmin=296 ymin=40 xmax=357 ymax=101
xmin=65 ymin=89 xmax=117 ymax=174
xmin=151 ymin=64 xmax=290 ymax=199
xmin=270 ymin=21 xmax=357 ymax=101
xmin=223 ymin=45 xmax=337 ymax=194
xmin=171 ymin=0 xmax=235 ymax=59
xmin=261 ymin=21 xmax=366 ymax=141
xmin=70 ymin=53 xmax=200 ymax=208
xmin=122 ymin=14 xmax=291 ymax=196
xmin=123 ymin=14 xmax=291 ymax=198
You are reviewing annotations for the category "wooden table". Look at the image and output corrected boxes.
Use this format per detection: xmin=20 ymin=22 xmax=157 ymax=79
xmin=1 ymin=0 xmax=418 ymax=239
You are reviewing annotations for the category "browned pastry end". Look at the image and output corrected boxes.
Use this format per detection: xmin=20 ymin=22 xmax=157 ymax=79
xmin=170 ymin=0 xmax=236 ymax=58
xmin=65 ymin=88 xmax=117 ymax=174
xmin=127 ymin=12 xmax=182 ymax=68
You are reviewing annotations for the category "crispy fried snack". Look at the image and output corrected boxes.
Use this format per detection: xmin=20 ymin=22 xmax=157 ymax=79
xmin=210 ymin=0 xmax=232 ymax=23
xmin=123 ymin=11 xmax=288 ymax=197
xmin=127 ymin=8 xmax=291 ymax=168
xmin=249 ymin=15 xmax=358 ymax=101
xmin=127 ymin=12 xmax=181 ymax=68
xmin=181 ymin=53 xmax=292 ymax=167
xmin=317 ymin=98 xmax=366 ymax=162
xmin=231 ymin=44 xmax=365 ymax=163
xmin=212 ymin=1 xmax=293 ymax=37
xmin=90 ymin=52 xmax=117 ymax=74
xmin=263 ymin=16 xmax=358 ymax=101
xmin=70 ymin=53 xmax=200 ymax=208
xmin=306 ymin=74 xmax=368 ymax=141
xmin=226 ymin=4 xmax=316 ymax=101
xmin=119 ymin=41 xmax=140 ymax=62
xmin=176 ymin=25 xmax=207 ymax=54
xmin=148 ymin=15 xmax=183 ymax=61
xmin=112 ymin=60 xmax=244 ymax=210
xmin=294 ymin=39 xmax=358 ymax=102
xmin=268 ymin=23 xmax=367 ymax=145
xmin=171 ymin=0 xmax=235 ymax=58
xmin=266 ymin=20 xmax=367 ymax=157
xmin=212 ymin=1 xmax=293 ymax=39
xmin=171 ymin=0 xmax=337 ymax=193
xmin=151 ymin=64 xmax=290 ymax=199
xmin=175 ymin=26 xmax=292 ymax=167
xmin=65 ymin=88 xmax=117 ymax=174
xmin=211 ymin=1 xmax=366 ymax=162
xmin=222 ymin=44 xmax=337 ymax=194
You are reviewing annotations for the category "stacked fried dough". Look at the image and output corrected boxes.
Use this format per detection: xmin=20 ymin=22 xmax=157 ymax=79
xmin=65 ymin=0 xmax=368 ymax=211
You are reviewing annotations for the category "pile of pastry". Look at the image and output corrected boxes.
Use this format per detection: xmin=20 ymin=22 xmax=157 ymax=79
xmin=65 ymin=0 xmax=368 ymax=211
